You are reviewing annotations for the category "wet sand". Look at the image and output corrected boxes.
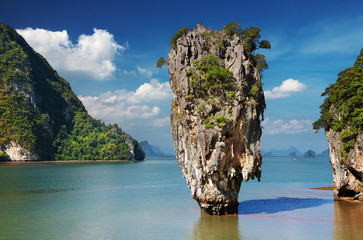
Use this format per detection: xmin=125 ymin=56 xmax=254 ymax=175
xmin=310 ymin=186 xmax=334 ymax=191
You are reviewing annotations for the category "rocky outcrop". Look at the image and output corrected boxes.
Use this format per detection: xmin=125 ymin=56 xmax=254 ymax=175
xmin=123 ymin=133 xmax=145 ymax=161
xmin=3 ymin=142 xmax=40 ymax=161
xmin=167 ymin=24 xmax=266 ymax=214
xmin=327 ymin=129 xmax=363 ymax=200
xmin=314 ymin=49 xmax=362 ymax=201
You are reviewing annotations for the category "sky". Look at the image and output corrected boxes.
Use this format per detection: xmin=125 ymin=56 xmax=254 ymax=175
xmin=1 ymin=0 xmax=362 ymax=154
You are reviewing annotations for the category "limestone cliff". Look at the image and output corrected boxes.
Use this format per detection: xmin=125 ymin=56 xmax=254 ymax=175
xmin=167 ymin=23 xmax=268 ymax=214
xmin=326 ymin=130 xmax=363 ymax=200
xmin=314 ymin=49 xmax=363 ymax=200
xmin=4 ymin=142 xmax=40 ymax=161
xmin=0 ymin=23 xmax=145 ymax=161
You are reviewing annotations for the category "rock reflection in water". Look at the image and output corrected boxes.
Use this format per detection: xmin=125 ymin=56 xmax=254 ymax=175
xmin=334 ymin=200 xmax=363 ymax=240
xmin=192 ymin=214 xmax=241 ymax=240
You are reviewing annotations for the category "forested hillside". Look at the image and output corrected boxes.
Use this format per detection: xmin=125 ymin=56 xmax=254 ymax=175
xmin=0 ymin=23 xmax=144 ymax=161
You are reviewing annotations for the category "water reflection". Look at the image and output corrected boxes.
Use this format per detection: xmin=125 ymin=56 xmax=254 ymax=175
xmin=334 ymin=200 xmax=363 ymax=240
xmin=192 ymin=214 xmax=241 ymax=240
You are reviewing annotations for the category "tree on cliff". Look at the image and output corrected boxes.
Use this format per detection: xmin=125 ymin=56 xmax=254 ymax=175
xmin=223 ymin=22 xmax=271 ymax=75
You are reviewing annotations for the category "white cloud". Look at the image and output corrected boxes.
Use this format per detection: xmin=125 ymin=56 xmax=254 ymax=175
xmin=130 ymin=79 xmax=171 ymax=103
xmin=153 ymin=117 xmax=170 ymax=127
xmin=122 ymin=70 xmax=137 ymax=76
xmin=262 ymin=118 xmax=313 ymax=135
xmin=264 ymin=78 xmax=307 ymax=99
xmin=16 ymin=27 xmax=125 ymax=80
xmin=137 ymin=65 xmax=153 ymax=78
xmin=78 ymin=79 xmax=172 ymax=124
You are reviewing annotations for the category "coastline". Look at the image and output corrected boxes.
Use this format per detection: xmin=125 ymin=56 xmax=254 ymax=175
xmin=310 ymin=186 xmax=334 ymax=191
xmin=0 ymin=159 xmax=136 ymax=164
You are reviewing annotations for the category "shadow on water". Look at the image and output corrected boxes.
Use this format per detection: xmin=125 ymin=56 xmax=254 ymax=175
xmin=238 ymin=197 xmax=333 ymax=214
xmin=192 ymin=214 xmax=241 ymax=240
xmin=334 ymin=200 xmax=363 ymax=240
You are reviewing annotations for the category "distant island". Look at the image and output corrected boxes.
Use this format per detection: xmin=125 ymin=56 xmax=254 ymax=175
xmin=0 ymin=23 xmax=145 ymax=161
xmin=139 ymin=141 xmax=175 ymax=157
xmin=304 ymin=150 xmax=316 ymax=158
xmin=262 ymin=146 xmax=329 ymax=158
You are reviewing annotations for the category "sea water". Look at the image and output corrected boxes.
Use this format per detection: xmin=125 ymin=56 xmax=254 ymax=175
xmin=0 ymin=157 xmax=362 ymax=240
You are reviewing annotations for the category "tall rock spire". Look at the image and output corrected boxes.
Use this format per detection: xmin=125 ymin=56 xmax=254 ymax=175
xmin=167 ymin=23 xmax=268 ymax=214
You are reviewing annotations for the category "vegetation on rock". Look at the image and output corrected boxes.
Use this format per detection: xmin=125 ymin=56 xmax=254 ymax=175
xmin=187 ymin=54 xmax=235 ymax=96
xmin=166 ymin=22 xmax=270 ymax=129
xmin=0 ymin=151 xmax=10 ymax=161
xmin=156 ymin=57 xmax=166 ymax=68
xmin=186 ymin=54 xmax=237 ymax=128
xmin=313 ymin=49 xmax=363 ymax=159
xmin=223 ymin=22 xmax=271 ymax=74
xmin=170 ymin=27 xmax=189 ymax=49
xmin=0 ymin=23 xmax=144 ymax=160
xmin=159 ymin=21 xmax=270 ymax=76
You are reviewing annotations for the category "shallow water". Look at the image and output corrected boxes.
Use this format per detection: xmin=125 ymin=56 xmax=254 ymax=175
xmin=0 ymin=157 xmax=362 ymax=239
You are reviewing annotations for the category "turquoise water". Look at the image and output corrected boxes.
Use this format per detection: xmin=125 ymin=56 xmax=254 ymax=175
xmin=0 ymin=157 xmax=362 ymax=240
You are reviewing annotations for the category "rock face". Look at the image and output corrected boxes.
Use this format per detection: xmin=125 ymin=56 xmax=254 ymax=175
xmin=314 ymin=49 xmax=363 ymax=200
xmin=4 ymin=142 xmax=40 ymax=161
xmin=167 ymin=24 xmax=265 ymax=214
xmin=327 ymin=130 xmax=363 ymax=200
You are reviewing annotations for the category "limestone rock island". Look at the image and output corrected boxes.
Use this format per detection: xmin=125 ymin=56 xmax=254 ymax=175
xmin=314 ymin=49 xmax=363 ymax=200
xmin=166 ymin=23 xmax=269 ymax=214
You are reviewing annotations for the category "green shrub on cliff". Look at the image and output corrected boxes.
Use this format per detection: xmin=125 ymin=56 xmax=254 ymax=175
xmin=187 ymin=54 xmax=235 ymax=98
xmin=156 ymin=57 xmax=166 ymax=68
xmin=223 ymin=22 xmax=270 ymax=74
xmin=204 ymin=114 xmax=230 ymax=128
xmin=253 ymin=54 xmax=269 ymax=73
xmin=223 ymin=22 xmax=271 ymax=52
xmin=186 ymin=54 xmax=237 ymax=128
xmin=223 ymin=22 xmax=242 ymax=37
xmin=313 ymin=49 xmax=363 ymax=159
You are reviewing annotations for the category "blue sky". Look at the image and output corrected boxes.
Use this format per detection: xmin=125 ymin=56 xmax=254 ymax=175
xmin=1 ymin=0 xmax=362 ymax=154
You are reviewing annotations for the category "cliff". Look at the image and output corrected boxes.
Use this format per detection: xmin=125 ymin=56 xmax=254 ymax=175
xmin=314 ymin=49 xmax=363 ymax=200
xmin=166 ymin=23 xmax=269 ymax=214
xmin=0 ymin=23 xmax=145 ymax=161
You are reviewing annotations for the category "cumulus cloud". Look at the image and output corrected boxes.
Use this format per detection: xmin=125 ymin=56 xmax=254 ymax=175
xmin=137 ymin=65 xmax=153 ymax=78
xmin=153 ymin=117 xmax=170 ymax=127
xmin=78 ymin=79 xmax=172 ymax=124
xmin=262 ymin=118 xmax=313 ymax=135
xmin=264 ymin=78 xmax=307 ymax=99
xmin=16 ymin=27 xmax=125 ymax=80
